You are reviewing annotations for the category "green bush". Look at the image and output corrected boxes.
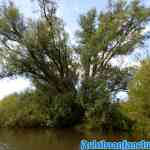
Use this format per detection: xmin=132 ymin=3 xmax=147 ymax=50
xmin=0 ymin=91 xmax=84 ymax=128
xmin=126 ymin=59 xmax=150 ymax=135
xmin=0 ymin=91 xmax=49 ymax=128
xmin=108 ymin=103 xmax=134 ymax=134
xmin=84 ymin=98 xmax=110 ymax=131
xmin=84 ymin=101 xmax=134 ymax=133
xmin=79 ymin=79 xmax=111 ymax=131
xmin=79 ymin=79 xmax=110 ymax=109
xmin=48 ymin=93 xmax=84 ymax=127
xmin=78 ymin=79 xmax=133 ymax=133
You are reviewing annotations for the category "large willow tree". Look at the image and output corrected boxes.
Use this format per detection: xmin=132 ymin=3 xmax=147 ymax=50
xmin=0 ymin=0 xmax=78 ymax=96
xmin=0 ymin=0 xmax=149 ymax=98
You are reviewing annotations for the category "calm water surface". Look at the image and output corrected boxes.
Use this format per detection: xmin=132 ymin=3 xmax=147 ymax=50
xmin=0 ymin=128 xmax=84 ymax=150
xmin=0 ymin=128 xmax=145 ymax=150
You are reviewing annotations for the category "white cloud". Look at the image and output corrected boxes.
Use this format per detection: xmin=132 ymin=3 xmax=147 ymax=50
xmin=0 ymin=77 xmax=31 ymax=100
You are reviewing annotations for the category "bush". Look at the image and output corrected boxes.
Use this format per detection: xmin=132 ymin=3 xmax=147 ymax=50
xmin=84 ymin=101 xmax=134 ymax=134
xmin=127 ymin=59 xmax=150 ymax=135
xmin=79 ymin=79 xmax=134 ymax=133
xmin=0 ymin=91 xmax=84 ymax=128
xmin=0 ymin=91 xmax=49 ymax=128
xmin=84 ymin=98 xmax=110 ymax=131
xmin=108 ymin=103 xmax=134 ymax=134
xmin=48 ymin=93 xmax=84 ymax=127
xmin=79 ymin=79 xmax=110 ymax=109
xmin=79 ymin=79 xmax=111 ymax=131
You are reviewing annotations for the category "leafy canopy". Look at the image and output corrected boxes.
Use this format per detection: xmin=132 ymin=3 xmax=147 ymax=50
xmin=0 ymin=0 xmax=149 ymax=97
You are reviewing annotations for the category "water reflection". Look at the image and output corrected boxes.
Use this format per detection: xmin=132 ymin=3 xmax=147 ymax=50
xmin=0 ymin=128 xmax=147 ymax=150
xmin=0 ymin=128 xmax=83 ymax=150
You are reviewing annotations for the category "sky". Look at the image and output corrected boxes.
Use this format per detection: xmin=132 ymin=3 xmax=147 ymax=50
xmin=0 ymin=0 xmax=150 ymax=100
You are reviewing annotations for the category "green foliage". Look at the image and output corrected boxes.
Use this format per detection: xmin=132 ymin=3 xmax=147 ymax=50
xmin=0 ymin=0 xmax=77 ymax=95
xmin=79 ymin=79 xmax=110 ymax=130
xmin=79 ymin=79 xmax=110 ymax=109
xmin=76 ymin=0 xmax=150 ymax=93
xmin=84 ymin=97 xmax=111 ymax=131
xmin=0 ymin=0 xmax=149 ymax=133
xmin=78 ymin=79 xmax=133 ymax=133
xmin=84 ymin=99 xmax=133 ymax=133
xmin=0 ymin=0 xmax=149 ymax=96
xmin=0 ymin=91 xmax=49 ymax=127
xmin=127 ymin=59 xmax=150 ymax=135
xmin=107 ymin=103 xmax=134 ymax=134
xmin=0 ymin=91 xmax=84 ymax=128
xmin=48 ymin=93 xmax=84 ymax=127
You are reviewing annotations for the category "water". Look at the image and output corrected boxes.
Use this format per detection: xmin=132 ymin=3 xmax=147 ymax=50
xmin=0 ymin=128 xmax=145 ymax=150
xmin=0 ymin=128 xmax=83 ymax=150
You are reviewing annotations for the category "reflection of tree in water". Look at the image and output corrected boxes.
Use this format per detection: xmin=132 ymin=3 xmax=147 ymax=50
xmin=0 ymin=128 xmax=82 ymax=150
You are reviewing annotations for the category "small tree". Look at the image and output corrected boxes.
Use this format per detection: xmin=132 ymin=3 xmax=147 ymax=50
xmin=128 ymin=59 xmax=150 ymax=135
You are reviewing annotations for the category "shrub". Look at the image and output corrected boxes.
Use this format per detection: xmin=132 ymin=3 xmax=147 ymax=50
xmin=0 ymin=91 xmax=49 ymax=128
xmin=127 ymin=59 xmax=150 ymax=135
xmin=48 ymin=93 xmax=84 ymax=127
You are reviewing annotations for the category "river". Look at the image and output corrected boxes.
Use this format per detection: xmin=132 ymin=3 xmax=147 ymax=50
xmin=0 ymin=128 xmax=145 ymax=150
xmin=0 ymin=128 xmax=84 ymax=150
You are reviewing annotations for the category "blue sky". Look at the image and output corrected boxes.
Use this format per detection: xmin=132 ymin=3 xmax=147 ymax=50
xmin=10 ymin=0 xmax=108 ymax=43
xmin=0 ymin=0 xmax=149 ymax=99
